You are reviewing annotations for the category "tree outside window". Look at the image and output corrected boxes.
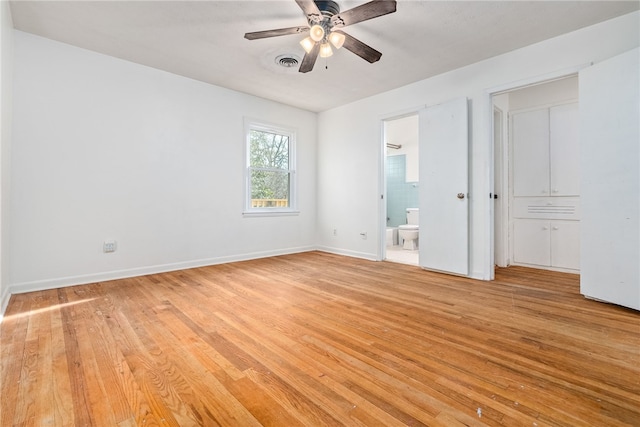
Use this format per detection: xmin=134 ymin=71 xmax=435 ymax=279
xmin=245 ymin=122 xmax=296 ymax=213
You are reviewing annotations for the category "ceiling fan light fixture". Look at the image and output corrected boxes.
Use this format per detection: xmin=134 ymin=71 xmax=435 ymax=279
xmin=244 ymin=0 xmax=397 ymax=73
xmin=329 ymin=31 xmax=345 ymax=49
xmin=300 ymin=37 xmax=315 ymax=54
xmin=319 ymin=43 xmax=333 ymax=58
xmin=309 ymin=24 xmax=325 ymax=42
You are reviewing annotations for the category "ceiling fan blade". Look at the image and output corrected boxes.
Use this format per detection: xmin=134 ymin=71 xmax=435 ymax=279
xmin=299 ymin=42 xmax=320 ymax=73
xmin=244 ymin=26 xmax=309 ymax=40
xmin=336 ymin=30 xmax=382 ymax=63
xmin=331 ymin=0 xmax=397 ymax=27
xmin=295 ymin=0 xmax=323 ymax=24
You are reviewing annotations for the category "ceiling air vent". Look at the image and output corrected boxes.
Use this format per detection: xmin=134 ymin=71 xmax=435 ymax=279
xmin=275 ymin=54 xmax=300 ymax=68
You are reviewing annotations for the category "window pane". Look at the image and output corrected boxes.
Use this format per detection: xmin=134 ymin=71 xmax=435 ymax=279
xmin=250 ymin=130 xmax=289 ymax=170
xmin=250 ymin=170 xmax=290 ymax=208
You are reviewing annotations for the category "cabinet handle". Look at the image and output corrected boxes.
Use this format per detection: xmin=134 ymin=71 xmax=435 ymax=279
xmin=543 ymin=226 xmax=549 ymax=230
xmin=552 ymin=226 xmax=559 ymax=230
xmin=553 ymin=189 xmax=559 ymax=193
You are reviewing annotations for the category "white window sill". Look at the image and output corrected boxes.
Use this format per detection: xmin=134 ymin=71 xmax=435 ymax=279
xmin=242 ymin=210 xmax=300 ymax=218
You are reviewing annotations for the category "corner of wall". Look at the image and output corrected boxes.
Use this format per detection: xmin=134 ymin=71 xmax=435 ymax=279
xmin=0 ymin=285 xmax=10 ymax=320
xmin=0 ymin=0 xmax=15 ymax=320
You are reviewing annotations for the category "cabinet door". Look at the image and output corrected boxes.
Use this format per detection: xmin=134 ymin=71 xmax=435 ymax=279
xmin=551 ymin=221 xmax=580 ymax=270
xmin=550 ymin=103 xmax=580 ymax=196
xmin=512 ymin=109 xmax=549 ymax=197
xmin=513 ymin=219 xmax=550 ymax=266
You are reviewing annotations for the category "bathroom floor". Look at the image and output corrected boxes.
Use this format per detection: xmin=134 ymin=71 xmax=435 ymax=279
xmin=385 ymin=245 xmax=419 ymax=266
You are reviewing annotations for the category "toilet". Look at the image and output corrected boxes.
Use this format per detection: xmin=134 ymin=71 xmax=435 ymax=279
xmin=398 ymin=208 xmax=419 ymax=250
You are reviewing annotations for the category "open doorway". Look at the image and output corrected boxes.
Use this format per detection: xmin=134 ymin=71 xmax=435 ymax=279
xmin=381 ymin=98 xmax=469 ymax=274
xmin=383 ymin=114 xmax=419 ymax=266
xmin=492 ymin=76 xmax=580 ymax=274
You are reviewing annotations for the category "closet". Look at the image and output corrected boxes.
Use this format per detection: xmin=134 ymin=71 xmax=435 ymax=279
xmin=511 ymin=101 xmax=580 ymax=272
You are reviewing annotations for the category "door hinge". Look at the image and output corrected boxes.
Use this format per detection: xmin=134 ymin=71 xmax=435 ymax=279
xmin=490 ymin=193 xmax=498 ymax=199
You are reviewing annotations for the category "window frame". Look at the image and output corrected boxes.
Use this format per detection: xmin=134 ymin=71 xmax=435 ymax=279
xmin=243 ymin=119 xmax=298 ymax=216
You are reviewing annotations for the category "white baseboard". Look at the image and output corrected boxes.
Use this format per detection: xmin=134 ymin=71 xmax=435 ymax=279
xmin=2 ymin=246 xmax=316 ymax=310
xmin=316 ymin=246 xmax=378 ymax=262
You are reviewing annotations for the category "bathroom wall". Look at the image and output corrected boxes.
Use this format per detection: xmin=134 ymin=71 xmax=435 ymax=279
xmin=385 ymin=115 xmax=419 ymax=181
xmin=386 ymin=155 xmax=418 ymax=227
xmin=385 ymin=114 xmax=419 ymax=228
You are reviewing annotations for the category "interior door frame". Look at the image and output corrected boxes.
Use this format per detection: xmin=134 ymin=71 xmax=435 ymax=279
xmin=492 ymin=104 xmax=508 ymax=268
xmin=484 ymin=64 xmax=589 ymax=280
xmin=378 ymin=106 xmax=426 ymax=262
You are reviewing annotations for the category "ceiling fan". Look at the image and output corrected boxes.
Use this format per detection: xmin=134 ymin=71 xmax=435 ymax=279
xmin=244 ymin=0 xmax=397 ymax=73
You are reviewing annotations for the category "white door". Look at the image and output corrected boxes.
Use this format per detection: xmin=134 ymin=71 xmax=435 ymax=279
xmin=579 ymin=48 xmax=639 ymax=310
xmin=419 ymin=97 xmax=469 ymax=275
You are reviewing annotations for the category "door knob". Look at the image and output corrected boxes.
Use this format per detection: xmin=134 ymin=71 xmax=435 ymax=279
xmin=457 ymin=193 xmax=465 ymax=199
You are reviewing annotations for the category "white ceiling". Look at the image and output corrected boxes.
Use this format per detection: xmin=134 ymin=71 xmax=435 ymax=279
xmin=9 ymin=0 xmax=639 ymax=112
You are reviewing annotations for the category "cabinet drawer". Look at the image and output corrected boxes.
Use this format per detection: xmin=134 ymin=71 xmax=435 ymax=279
xmin=513 ymin=197 xmax=580 ymax=220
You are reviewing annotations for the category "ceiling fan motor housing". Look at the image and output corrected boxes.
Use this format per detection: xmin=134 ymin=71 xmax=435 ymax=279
xmin=314 ymin=1 xmax=340 ymax=18
xmin=310 ymin=0 xmax=340 ymax=38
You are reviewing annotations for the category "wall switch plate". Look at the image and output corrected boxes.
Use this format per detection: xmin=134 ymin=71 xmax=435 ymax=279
xmin=103 ymin=240 xmax=117 ymax=253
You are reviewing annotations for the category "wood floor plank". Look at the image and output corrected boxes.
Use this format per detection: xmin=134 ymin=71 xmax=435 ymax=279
xmin=49 ymin=296 xmax=75 ymax=426
xmin=1 ymin=252 xmax=639 ymax=426
xmin=14 ymin=291 xmax=58 ymax=425
xmin=0 ymin=294 xmax=31 ymax=425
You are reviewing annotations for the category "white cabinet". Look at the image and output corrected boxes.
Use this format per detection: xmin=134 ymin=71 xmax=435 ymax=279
xmin=511 ymin=102 xmax=580 ymax=272
xmin=513 ymin=109 xmax=549 ymax=196
xmin=513 ymin=103 xmax=579 ymax=197
xmin=550 ymin=104 xmax=580 ymax=196
xmin=550 ymin=220 xmax=580 ymax=270
xmin=513 ymin=219 xmax=551 ymax=266
xmin=513 ymin=219 xmax=580 ymax=271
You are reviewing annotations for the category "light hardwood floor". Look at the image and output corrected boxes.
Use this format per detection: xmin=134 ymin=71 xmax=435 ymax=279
xmin=1 ymin=251 xmax=639 ymax=426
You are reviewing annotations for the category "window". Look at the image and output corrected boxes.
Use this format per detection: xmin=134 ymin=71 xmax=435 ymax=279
xmin=244 ymin=120 xmax=297 ymax=215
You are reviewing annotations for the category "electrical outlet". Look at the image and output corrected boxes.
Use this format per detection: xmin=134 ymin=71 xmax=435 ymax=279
xmin=333 ymin=228 xmax=338 ymax=236
xmin=360 ymin=231 xmax=367 ymax=240
xmin=103 ymin=240 xmax=117 ymax=253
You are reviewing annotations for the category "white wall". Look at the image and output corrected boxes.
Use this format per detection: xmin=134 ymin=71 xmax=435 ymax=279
xmin=10 ymin=31 xmax=317 ymax=292
xmin=508 ymin=76 xmax=578 ymax=111
xmin=0 ymin=0 xmax=14 ymax=315
xmin=385 ymin=115 xmax=419 ymax=182
xmin=317 ymin=12 xmax=639 ymax=278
